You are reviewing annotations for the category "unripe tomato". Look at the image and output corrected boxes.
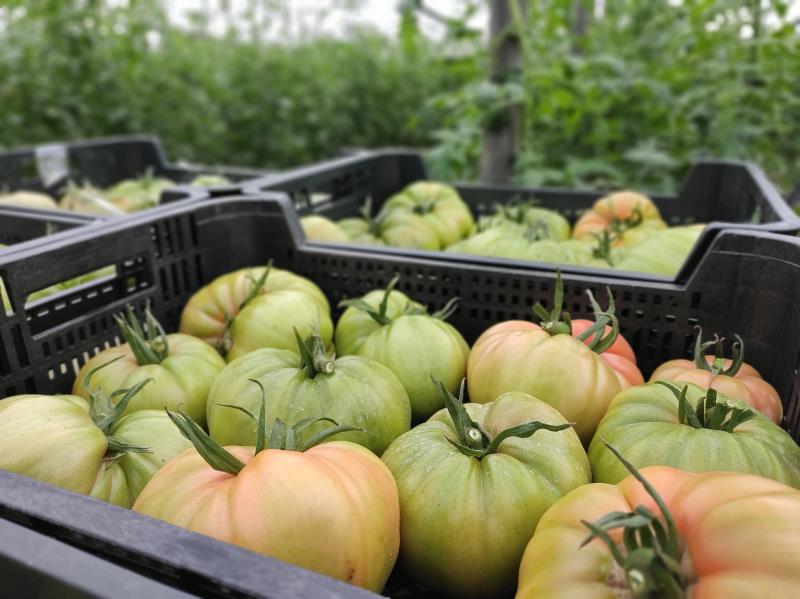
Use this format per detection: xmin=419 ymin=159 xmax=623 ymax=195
xmin=383 ymin=385 xmax=590 ymax=599
xmin=335 ymin=280 xmax=468 ymax=421
xmin=378 ymin=181 xmax=474 ymax=249
xmin=299 ymin=215 xmax=350 ymax=243
xmin=0 ymin=378 xmax=191 ymax=508
xmin=207 ymin=331 xmax=411 ymax=455
xmin=74 ymin=307 xmax=225 ymax=426
xmin=614 ymin=224 xmax=705 ymax=276
xmin=179 ymin=264 xmax=333 ymax=362
xmin=589 ymin=382 xmax=800 ymax=487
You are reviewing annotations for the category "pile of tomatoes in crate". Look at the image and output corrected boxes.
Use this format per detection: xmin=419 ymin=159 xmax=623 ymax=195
xmin=1 ymin=251 xmax=798 ymax=598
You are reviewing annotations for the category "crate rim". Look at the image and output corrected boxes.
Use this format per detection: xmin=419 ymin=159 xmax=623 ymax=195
xmin=0 ymin=470 xmax=378 ymax=599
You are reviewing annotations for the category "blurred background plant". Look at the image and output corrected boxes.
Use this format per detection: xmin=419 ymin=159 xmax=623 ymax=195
xmin=0 ymin=0 xmax=797 ymax=193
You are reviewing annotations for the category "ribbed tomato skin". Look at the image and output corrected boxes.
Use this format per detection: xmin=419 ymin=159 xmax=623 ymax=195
xmin=133 ymin=441 xmax=400 ymax=592
xmin=516 ymin=467 xmax=800 ymax=598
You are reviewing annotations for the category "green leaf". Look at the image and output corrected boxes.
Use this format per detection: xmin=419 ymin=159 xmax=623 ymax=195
xmin=166 ymin=408 xmax=244 ymax=476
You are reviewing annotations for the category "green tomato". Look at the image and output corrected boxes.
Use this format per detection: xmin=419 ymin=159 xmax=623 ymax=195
xmin=379 ymin=209 xmax=441 ymax=250
xmin=378 ymin=181 xmax=474 ymax=249
xmin=299 ymin=215 xmax=350 ymax=243
xmin=190 ymin=174 xmax=231 ymax=187
xmin=179 ymin=266 xmax=333 ymax=362
xmin=73 ymin=332 xmax=225 ymax=427
xmin=382 ymin=392 xmax=590 ymax=599
xmin=335 ymin=286 xmax=469 ymax=422
xmin=207 ymin=339 xmax=412 ymax=455
xmin=618 ymin=218 xmax=668 ymax=246
xmin=589 ymin=382 xmax=800 ymax=488
xmin=447 ymin=228 xmax=592 ymax=267
xmin=0 ymin=394 xmax=192 ymax=508
xmin=523 ymin=239 xmax=593 ymax=264
xmin=337 ymin=217 xmax=384 ymax=245
xmin=106 ymin=175 xmax=175 ymax=212
xmin=478 ymin=205 xmax=570 ymax=241
xmin=613 ymin=224 xmax=704 ymax=276
xmin=445 ymin=227 xmax=509 ymax=256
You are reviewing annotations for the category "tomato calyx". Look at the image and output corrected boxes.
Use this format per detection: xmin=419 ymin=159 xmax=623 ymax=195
xmin=533 ymin=270 xmax=620 ymax=353
xmin=691 ymin=327 xmax=745 ymax=376
xmin=294 ymin=327 xmax=335 ymax=378
xmin=339 ymin=275 xmax=460 ymax=324
xmin=656 ymin=382 xmax=757 ymax=432
xmin=339 ymin=275 xmax=399 ymax=326
xmin=436 ymin=378 xmax=571 ymax=459
xmin=581 ymin=440 xmax=689 ymax=599
xmin=411 ymin=198 xmax=436 ymax=216
xmin=591 ymin=230 xmax=617 ymax=266
xmin=215 ymin=261 xmax=273 ymax=357
xmin=609 ymin=202 xmax=645 ymax=236
xmin=82 ymin=357 xmax=153 ymax=459
xmin=169 ymin=380 xmax=361 ymax=475
xmin=114 ymin=304 xmax=169 ymax=365
xmin=358 ymin=198 xmax=382 ymax=236
xmin=522 ymin=221 xmax=550 ymax=243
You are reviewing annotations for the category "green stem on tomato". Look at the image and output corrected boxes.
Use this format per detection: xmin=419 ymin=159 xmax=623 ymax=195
xmin=294 ymin=327 xmax=335 ymax=378
xmin=436 ymin=378 xmax=571 ymax=459
xmin=532 ymin=270 xmax=620 ymax=354
xmin=590 ymin=229 xmax=618 ymax=266
xmin=81 ymin=357 xmax=153 ymax=458
xmin=215 ymin=261 xmax=273 ymax=357
xmin=691 ymin=327 xmax=745 ymax=377
xmin=338 ymin=275 xmax=400 ymax=326
xmin=580 ymin=439 xmax=687 ymax=598
xmin=113 ymin=304 xmax=169 ymax=365
xmin=655 ymin=382 xmax=757 ymax=432
xmin=179 ymin=380 xmax=362 ymax=474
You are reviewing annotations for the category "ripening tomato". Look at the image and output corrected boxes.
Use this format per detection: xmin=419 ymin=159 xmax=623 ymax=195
xmin=382 ymin=383 xmax=590 ymax=599
xmin=0 ymin=373 xmax=191 ymax=507
xmin=589 ymin=381 xmax=800 ymax=487
xmin=649 ymin=329 xmax=782 ymax=423
xmin=517 ymin=463 xmax=800 ymax=598
xmin=134 ymin=394 xmax=399 ymax=592
xmin=467 ymin=273 xmax=639 ymax=443
xmin=572 ymin=190 xmax=664 ymax=243
xmin=179 ymin=264 xmax=333 ymax=362
xmin=73 ymin=307 xmax=225 ymax=426
xmin=335 ymin=279 xmax=468 ymax=421
xmin=571 ymin=319 xmax=644 ymax=387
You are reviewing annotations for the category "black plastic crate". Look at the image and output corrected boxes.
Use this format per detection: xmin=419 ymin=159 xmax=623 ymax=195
xmin=0 ymin=135 xmax=273 ymax=211
xmin=243 ymin=150 xmax=800 ymax=282
xmin=0 ymin=205 xmax=92 ymax=250
xmin=0 ymin=194 xmax=799 ymax=597
xmin=0 ymin=514 xmax=195 ymax=599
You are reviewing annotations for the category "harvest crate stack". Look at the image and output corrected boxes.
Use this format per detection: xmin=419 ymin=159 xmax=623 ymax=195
xmin=0 ymin=143 xmax=799 ymax=598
